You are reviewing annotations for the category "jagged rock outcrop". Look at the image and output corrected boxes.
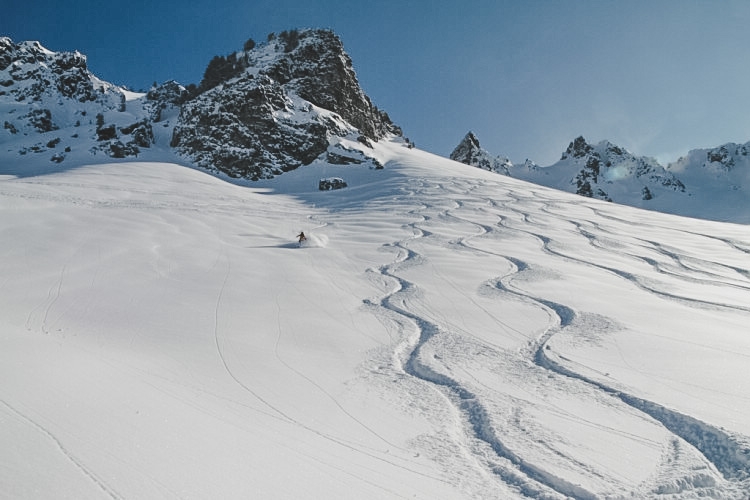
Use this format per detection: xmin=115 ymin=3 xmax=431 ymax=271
xmin=170 ymin=29 xmax=401 ymax=180
xmin=450 ymin=131 xmax=512 ymax=174
xmin=0 ymin=37 xmax=125 ymax=133
xmin=0 ymin=37 xmax=153 ymax=162
xmin=145 ymin=80 xmax=189 ymax=122
xmin=684 ymin=142 xmax=750 ymax=174
xmin=668 ymin=141 xmax=750 ymax=193
xmin=560 ymin=136 xmax=685 ymax=200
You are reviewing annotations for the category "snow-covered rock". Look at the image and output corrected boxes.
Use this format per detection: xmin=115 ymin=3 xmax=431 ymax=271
xmin=170 ymin=29 xmax=401 ymax=180
xmin=452 ymin=133 xmax=685 ymax=203
xmin=319 ymin=177 xmax=347 ymax=190
xmin=555 ymin=136 xmax=685 ymax=201
xmin=0 ymin=37 xmax=126 ymax=134
xmin=1 ymin=30 xmax=399 ymax=178
xmin=0 ymin=37 xmax=159 ymax=162
xmin=144 ymin=80 xmax=189 ymax=122
xmin=669 ymin=141 xmax=750 ymax=184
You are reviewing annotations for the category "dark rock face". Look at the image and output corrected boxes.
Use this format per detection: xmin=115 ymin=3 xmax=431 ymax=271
xmin=96 ymin=123 xmax=117 ymax=141
xmin=562 ymin=135 xmax=594 ymax=160
xmin=25 ymin=108 xmax=57 ymax=132
xmin=171 ymin=29 xmax=401 ymax=180
xmin=172 ymin=74 xmax=330 ymax=179
xmin=145 ymin=80 xmax=189 ymax=122
xmin=450 ymin=131 xmax=512 ymax=174
xmin=119 ymin=120 xmax=154 ymax=148
xmin=268 ymin=29 xmax=399 ymax=142
xmin=94 ymin=117 xmax=153 ymax=158
xmin=704 ymin=143 xmax=749 ymax=171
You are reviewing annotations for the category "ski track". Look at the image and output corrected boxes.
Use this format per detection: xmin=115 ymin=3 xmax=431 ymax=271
xmin=270 ymin=285 xmax=404 ymax=453
xmin=0 ymin=399 xmax=123 ymax=500
xmin=366 ymin=177 xmax=750 ymax=498
xmin=210 ymin=246 xmax=449 ymax=494
xmin=479 ymin=193 xmax=750 ymax=482
xmin=24 ymin=264 xmax=67 ymax=334
xmin=7 ymin=161 xmax=750 ymax=498
xmin=369 ymin=200 xmax=599 ymax=499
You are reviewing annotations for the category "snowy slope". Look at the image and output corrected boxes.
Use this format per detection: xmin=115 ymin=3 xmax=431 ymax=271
xmin=1 ymin=139 xmax=749 ymax=499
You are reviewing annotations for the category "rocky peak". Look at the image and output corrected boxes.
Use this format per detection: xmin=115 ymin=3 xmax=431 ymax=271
xmin=0 ymin=37 xmax=126 ymax=139
xmin=0 ymin=38 xmax=160 ymax=162
xmin=561 ymin=135 xmax=594 ymax=160
xmin=450 ymin=131 xmax=482 ymax=160
xmin=171 ymin=28 xmax=401 ymax=180
xmin=0 ymin=37 xmax=122 ymax=105
xmin=450 ymin=131 xmax=512 ymax=174
xmin=557 ymin=136 xmax=685 ymax=200
xmin=265 ymin=29 xmax=398 ymax=141
xmin=200 ymin=28 xmax=400 ymax=142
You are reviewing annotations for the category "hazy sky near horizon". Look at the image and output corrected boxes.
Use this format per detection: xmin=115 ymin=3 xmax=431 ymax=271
xmin=5 ymin=0 xmax=750 ymax=165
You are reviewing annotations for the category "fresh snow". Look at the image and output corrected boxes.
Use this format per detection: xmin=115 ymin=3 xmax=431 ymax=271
xmin=1 ymin=140 xmax=749 ymax=499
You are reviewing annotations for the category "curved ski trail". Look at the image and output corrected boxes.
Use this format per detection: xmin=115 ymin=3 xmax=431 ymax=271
xmin=365 ymin=174 xmax=750 ymax=498
xmin=368 ymin=198 xmax=600 ymax=499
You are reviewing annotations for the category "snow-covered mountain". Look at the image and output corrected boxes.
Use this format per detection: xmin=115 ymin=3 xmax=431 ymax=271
xmin=1 ymin=30 xmax=401 ymax=180
xmin=171 ymin=29 xmax=402 ymax=180
xmin=452 ymin=132 xmax=750 ymax=223
xmin=553 ymin=136 xmax=686 ymax=202
xmin=0 ymin=37 xmax=184 ymax=164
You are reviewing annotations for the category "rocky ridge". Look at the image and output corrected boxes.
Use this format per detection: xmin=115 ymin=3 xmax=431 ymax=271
xmin=1 ymin=30 xmax=402 ymax=179
xmin=451 ymin=132 xmax=687 ymax=203
xmin=451 ymin=131 xmax=750 ymax=222
xmin=0 ymin=37 xmax=163 ymax=161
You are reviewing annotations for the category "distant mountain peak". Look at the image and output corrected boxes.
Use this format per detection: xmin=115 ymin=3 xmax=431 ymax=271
xmin=561 ymin=135 xmax=594 ymax=160
xmin=450 ymin=131 xmax=512 ymax=174
xmin=449 ymin=133 xmax=702 ymax=215
xmin=549 ymin=136 xmax=685 ymax=201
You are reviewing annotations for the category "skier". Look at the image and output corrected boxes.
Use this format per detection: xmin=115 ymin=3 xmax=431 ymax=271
xmin=297 ymin=231 xmax=307 ymax=245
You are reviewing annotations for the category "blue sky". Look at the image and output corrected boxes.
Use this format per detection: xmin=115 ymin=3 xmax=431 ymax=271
xmin=5 ymin=0 xmax=750 ymax=165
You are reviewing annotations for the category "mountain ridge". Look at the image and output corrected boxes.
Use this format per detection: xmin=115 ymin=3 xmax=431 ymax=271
xmin=451 ymin=131 xmax=750 ymax=223
xmin=1 ymin=29 xmax=403 ymax=180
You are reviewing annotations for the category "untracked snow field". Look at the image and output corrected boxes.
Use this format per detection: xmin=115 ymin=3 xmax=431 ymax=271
xmin=1 ymin=141 xmax=749 ymax=499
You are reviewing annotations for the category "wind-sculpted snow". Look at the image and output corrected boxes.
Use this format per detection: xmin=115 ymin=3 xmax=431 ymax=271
xmin=2 ymin=143 xmax=750 ymax=499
